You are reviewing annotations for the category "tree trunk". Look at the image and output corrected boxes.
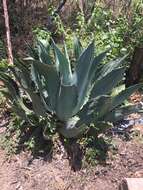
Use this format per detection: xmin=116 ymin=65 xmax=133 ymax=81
xmin=125 ymin=47 xmax=143 ymax=87
xmin=2 ymin=0 xmax=13 ymax=65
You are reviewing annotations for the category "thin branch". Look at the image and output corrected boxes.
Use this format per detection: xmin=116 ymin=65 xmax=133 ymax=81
xmin=53 ymin=0 xmax=67 ymax=16
xmin=2 ymin=0 xmax=13 ymax=65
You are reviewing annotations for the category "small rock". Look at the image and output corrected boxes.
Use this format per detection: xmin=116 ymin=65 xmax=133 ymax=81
xmin=119 ymin=178 xmax=143 ymax=190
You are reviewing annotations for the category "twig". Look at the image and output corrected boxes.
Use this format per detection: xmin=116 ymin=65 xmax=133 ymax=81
xmin=53 ymin=0 xmax=67 ymax=16
xmin=2 ymin=0 xmax=13 ymax=65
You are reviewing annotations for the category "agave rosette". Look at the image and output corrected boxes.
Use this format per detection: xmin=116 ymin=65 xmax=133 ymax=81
xmin=0 ymin=37 xmax=142 ymax=138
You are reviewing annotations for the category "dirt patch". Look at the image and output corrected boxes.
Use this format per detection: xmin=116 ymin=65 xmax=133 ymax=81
xmin=0 ymin=137 xmax=143 ymax=190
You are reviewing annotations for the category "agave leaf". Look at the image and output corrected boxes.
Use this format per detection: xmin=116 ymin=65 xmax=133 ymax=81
xmin=26 ymin=90 xmax=46 ymax=117
xmin=104 ymin=104 xmax=142 ymax=122
xmin=13 ymin=59 xmax=33 ymax=89
xmin=73 ymin=36 xmax=83 ymax=60
xmin=51 ymin=39 xmax=72 ymax=85
xmin=95 ymin=84 xmax=143 ymax=121
xmin=96 ymin=55 xmax=127 ymax=80
xmin=9 ymin=66 xmax=21 ymax=84
xmin=92 ymin=95 xmax=112 ymax=120
xmin=31 ymin=63 xmax=39 ymax=89
xmin=75 ymin=50 xmax=107 ymax=113
xmin=90 ymin=67 xmax=126 ymax=98
xmin=0 ymin=73 xmax=20 ymax=99
xmin=33 ymin=61 xmax=60 ymax=111
xmin=89 ymin=50 xmax=108 ymax=83
xmin=9 ymin=65 xmax=46 ymax=116
xmin=11 ymin=67 xmax=30 ymax=90
xmin=111 ymin=83 xmax=143 ymax=110
xmin=92 ymin=84 xmax=142 ymax=120
xmin=0 ymin=73 xmax=32 ymax=114
xmin=58 ymin=116 xmax=87 ymax=138
xmin=75 ymin=41 xmax=94 ymax=90
xmin=15 ymin=58 xmax=29 ymax=70
xmin=56 ymin=84 xmax=78 ymax=121
xmin=111 ymin=84 xmax=125 ymax=96
xmin=74 ymin=41 xmax=95 ymax=110
xmin=31 ymin=63 xmax=53 ymax=112
xmin=77 ymin=95 xmax=111 ymax=125
xmin=26 ymin=42 xmax=39 ymax=60
xmin=64 ymin=42 xmax=70 ymax=63
xmin=37 ymin=40 xmax=52 ymax=65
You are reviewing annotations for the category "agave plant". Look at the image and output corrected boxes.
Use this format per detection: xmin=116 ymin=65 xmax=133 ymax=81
xmin=0 ymin=37 xmax=142 ymax=138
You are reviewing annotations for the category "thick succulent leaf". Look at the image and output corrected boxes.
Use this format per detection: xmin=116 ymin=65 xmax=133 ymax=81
xmin=0 ymin=73 xmax=20 ymax=99
xmin=38 ymin=39 xmax=50 ymax=52
xmin=26 ymin=90 xmax=46 ymax=117
xmin=58 ymin=116 xmax=87 ymax=138
xmin=90 ymin=84 xmax=142 ymax=121
xmin=9 ymin=66 xmax=21 ymax=84
xmin=111 ymin=83 xmax=143 ymax=110
xmin=74 ymin=41 xmax=95 ymax=110
xmin=26 ymin=42 xmax=39 ymax=60
xmin=94 ymin=84 xmax=143 ymax=121
xmin=75 ymin=41 xmax=94 ymax=90
xmin=77 ymin=99 xmax=94 ymax=126
xmin=90 ymin=67 xmax=126 ymax=98
xmin=104 ymin=104 xmax=142 ymax=122
xmin=10 ymin=65 xmax=46 ymax=116
xmin=52 ymin=40 xmax=72 ymax=85
xmin=92 ymin=95 xmax=112 ymax=120
xmin=78 ymin=90 xmax=142 ymax=126
xmin=56 ymin=84 xmax=78 ymax=121
xmin=33 ymin=61 xmax=60 ymax=111
xmin=37 ymin=40 xmax=52 ymax=65
xmin=31 ymin=63 xmax=39 ymax=89
xmin=77 ymin=50 xmax=108 ymax=110
xmin=64 ymin=42 xmax=70 ymax=63
xmin=13 ymin=59 xmax=33 ymax=89
xmin=89 ymin=50 xmax=107 ymax=84
xmin=96 ymin=55 xmax=127 ymax=81
xmin=12 ymin=68 xmax=30 ymax=90
xmin=111 ymin=84 xmax=125 ymax=96
xmin=0 ymin=73 xmax=32 ymax=114
xmin=31 ymin=63 xmax=52 ymax=112
xmin=15 ymin=58 xmax=29 ymax=70
xmin=73 ymin=36 xmax=83 ymax=60
xmin=77 ymin=95 xmax=111 ymax=125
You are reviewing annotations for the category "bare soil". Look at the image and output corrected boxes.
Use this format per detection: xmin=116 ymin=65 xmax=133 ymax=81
xmin=0 ymin=136 xmax=143 ymax=190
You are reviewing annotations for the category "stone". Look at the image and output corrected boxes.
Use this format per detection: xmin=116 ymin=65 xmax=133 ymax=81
xmin=119 ymin=178 xmax=143 ymax=190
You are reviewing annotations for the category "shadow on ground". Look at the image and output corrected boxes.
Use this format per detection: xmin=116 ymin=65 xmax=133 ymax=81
xmin=0 ymin=116 xmax=112 ymax=171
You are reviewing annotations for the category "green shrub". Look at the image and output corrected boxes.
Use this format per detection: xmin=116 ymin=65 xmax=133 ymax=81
xmin=60 ymin=2 xmax=143 ymax=59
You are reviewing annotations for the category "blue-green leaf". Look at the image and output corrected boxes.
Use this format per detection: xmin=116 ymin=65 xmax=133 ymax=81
xmin=52 ymin=40 xmax=72 ymax=85
xmin=33 ymin=61 xmax=60 ymax=111
xmin=56 ymin=84 xmax=78 ymax=121
xmin=73 ymin=36 xmax=83 ymax=60
xmin=104 ymin=104 xmax=142 ymax=122
xmin=97 ymin=55 xmax=127 ymax=80
xmin=37 ymin=40 xmax=52 ymax=65
xmin=111 ymin=83 xmax=143 ymax=110
xmin=90 ymin=67 xmax=126 ymax=98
